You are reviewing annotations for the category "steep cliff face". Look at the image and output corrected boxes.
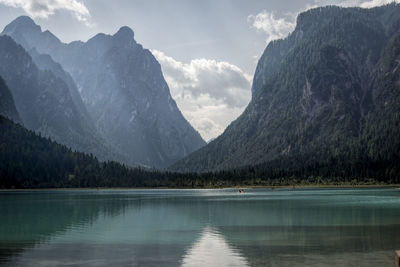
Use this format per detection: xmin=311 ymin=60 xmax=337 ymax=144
xmin=3 ymin=17 xmax=205 ymax=168
xmin=0 ymin=76 xmax=21 ymax=123
xmin=170 ymin=4 xmax=400 ymax=172
xmin=50 ymin=27 xmax=205 ymax=167
xmin=28 ymin=48 xmax=91 ymax=125
xmin=0 ymin=35 xmax=118 ymax=162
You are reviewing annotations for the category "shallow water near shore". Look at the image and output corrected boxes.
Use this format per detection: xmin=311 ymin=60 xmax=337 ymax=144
xmin=1 ymin=188 xmax=400 ymax=266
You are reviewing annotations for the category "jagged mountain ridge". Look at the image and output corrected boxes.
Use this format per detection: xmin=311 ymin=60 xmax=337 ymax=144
xmin=0 ymin=35 xmax=121 ymax=163
xmin=170 ymin=4 xmax=400 ymax=172
xmin=3 ymin=17 xmax=205 ymax=168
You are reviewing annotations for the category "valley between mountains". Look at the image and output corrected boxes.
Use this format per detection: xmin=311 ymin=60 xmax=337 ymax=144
xmin=0 ymin=4 xmax=399 ymax=188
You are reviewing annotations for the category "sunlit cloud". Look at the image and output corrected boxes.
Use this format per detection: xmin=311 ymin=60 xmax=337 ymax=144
xmin=0 ymin=0 xmax=91 ymax=24
xmin=248 ymin=0 xmax=398 ymax=44
xmin=336 ymin=0 xmax=400 ymax=7
xmin=152 ymin=50 xmax=251 ymax=141
xmin=247 ymin=11 xmax=295 ymax=44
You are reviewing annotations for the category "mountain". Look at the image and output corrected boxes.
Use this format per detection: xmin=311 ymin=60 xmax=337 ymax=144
xmin=2 ymin=17 xmax=205 ymax=168
xmin=0 ymin=75 xmax=21 ymax=123
xmin=0 ymin=111 xmax=396 ymax=189
xmin=0 ymin=35 xmax=120 ymax=163
xmin=0 ymin=114 xmax=127 ymax=188
xmin=28 ymin=48 xmax=92 ymax=123
xmin=0 ymin=115 xmax=231 ymax=189
xmin=171 ymin=4 xmax=400 ymax=172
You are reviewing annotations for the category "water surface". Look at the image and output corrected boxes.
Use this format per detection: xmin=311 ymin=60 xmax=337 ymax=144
xmin=1 ymin=188 xmax=400 ymax=266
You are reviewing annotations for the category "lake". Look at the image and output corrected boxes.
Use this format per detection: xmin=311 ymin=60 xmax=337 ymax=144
xmin=0 ymin=188 xmax=400 ymax=266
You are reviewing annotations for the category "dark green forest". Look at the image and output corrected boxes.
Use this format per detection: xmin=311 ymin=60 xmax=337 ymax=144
xmin=171 ymin=4 xmax=400 ymax=173
xmin=1 ymin=5 xmax=400 ymax=189
xmin=0 ymin=115 xmax=398 ymax=189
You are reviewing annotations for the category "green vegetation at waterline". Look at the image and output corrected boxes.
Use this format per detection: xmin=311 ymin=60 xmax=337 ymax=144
xmin=0 ymin=115 xmax=398 ymax=189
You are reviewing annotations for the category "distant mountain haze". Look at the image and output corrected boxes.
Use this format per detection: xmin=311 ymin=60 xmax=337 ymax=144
xmin=2 ymin=16 xmax=205 ymax=168
xmin=170 ymin=4 xmax=400 ymax=172
xmin=0 ymin=75 xmax=21 ymax=124
xmin=28 ymin=48 xmax=92 ymax=124
xmin=0 ymin=35 xmax=122 ymax=163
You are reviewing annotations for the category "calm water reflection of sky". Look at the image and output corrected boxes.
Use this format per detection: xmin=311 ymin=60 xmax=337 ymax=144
xmin=1 ymin=188 xmax=400 ymax=266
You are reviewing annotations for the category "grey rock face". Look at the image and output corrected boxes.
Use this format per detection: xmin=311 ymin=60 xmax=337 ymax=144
xmin=28 ymin=48 xmax=91 ymax=123
xmin=0 ymin=75 xmax=21 ymax=123
xmin=3 ymin=17 xmax=205 ymax=168
xmin=170 ymin=4 xmax=400 ymax=172
xmin=0 ymin=35 xmax=118 ymax=163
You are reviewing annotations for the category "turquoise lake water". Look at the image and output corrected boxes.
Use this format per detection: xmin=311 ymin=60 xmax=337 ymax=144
xmin=1 ymin=188 xmax=400 ymax=266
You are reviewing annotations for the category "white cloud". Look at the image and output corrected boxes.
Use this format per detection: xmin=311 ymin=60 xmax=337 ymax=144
xmin=152 ymin=50 xmax=251 ymax=141
xmin=249 ymin=0 xmax=398 ymax=44
xmin=336 ymin=0 xmax=400 ymax=7
xmin=247 ymin=11 xmax=296 ymax=44
xmin=0 ymin=0 xmax=90 ymax=23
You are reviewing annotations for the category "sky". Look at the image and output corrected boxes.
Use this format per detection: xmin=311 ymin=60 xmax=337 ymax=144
xmin=0 ymin=0 xmax=397 ymax=141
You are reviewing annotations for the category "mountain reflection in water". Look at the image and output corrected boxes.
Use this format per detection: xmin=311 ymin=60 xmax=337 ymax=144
xmin=1 ymin=188 xmax=400 ymax=266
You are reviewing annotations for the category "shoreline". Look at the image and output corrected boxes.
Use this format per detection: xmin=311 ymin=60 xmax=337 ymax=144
xmin=1 ymin=184 xmax=399 ymax=192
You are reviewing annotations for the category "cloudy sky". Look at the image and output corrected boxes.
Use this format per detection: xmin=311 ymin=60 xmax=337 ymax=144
xmin=0 ymin=0 xmax=396 ymax=140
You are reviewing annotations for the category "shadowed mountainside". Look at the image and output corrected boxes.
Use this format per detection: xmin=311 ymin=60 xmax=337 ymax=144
xmin=170 ymin=4 xmax=400 ymax=173
xmin=2 ymin=17 xmax=205 ymax=168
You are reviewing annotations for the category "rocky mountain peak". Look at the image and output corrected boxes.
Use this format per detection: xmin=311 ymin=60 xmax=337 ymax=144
xmin=115 ymin=26 xmax=134 ymax=39
xmin=3 ymin=16 xmax=40 ymax=33
xmin=113 ymin=26 xmax=136 ymax=46
xmin=1 ymin=16 xmax=205 ymax=168
xmin=2 ymin=16 xmax=61 ymax=53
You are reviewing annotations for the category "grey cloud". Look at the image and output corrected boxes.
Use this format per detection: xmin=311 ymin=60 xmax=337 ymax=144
xmin=248 ymin=11 xmax=296 ymax=44
xmin=153 ymin=50 xmax=251 ymax=109
xmin=152 ymin=50 xmax=251 ymax=141
xmin=0 ymin=0 xmax=90 ymax=23
xmin=31 ymin=2 xmax=49 ymax=13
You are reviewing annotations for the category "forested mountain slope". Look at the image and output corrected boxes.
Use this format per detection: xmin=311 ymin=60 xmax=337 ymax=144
xmin=0 ymin=35 xmax=121 ymax=163
xmin=1 ymin=113 xmax=397 ymax=189
xmin=3 ymin=17 xmax=205 ymax=168
xmin=171 ymin=4 xmax=400 ymax=172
